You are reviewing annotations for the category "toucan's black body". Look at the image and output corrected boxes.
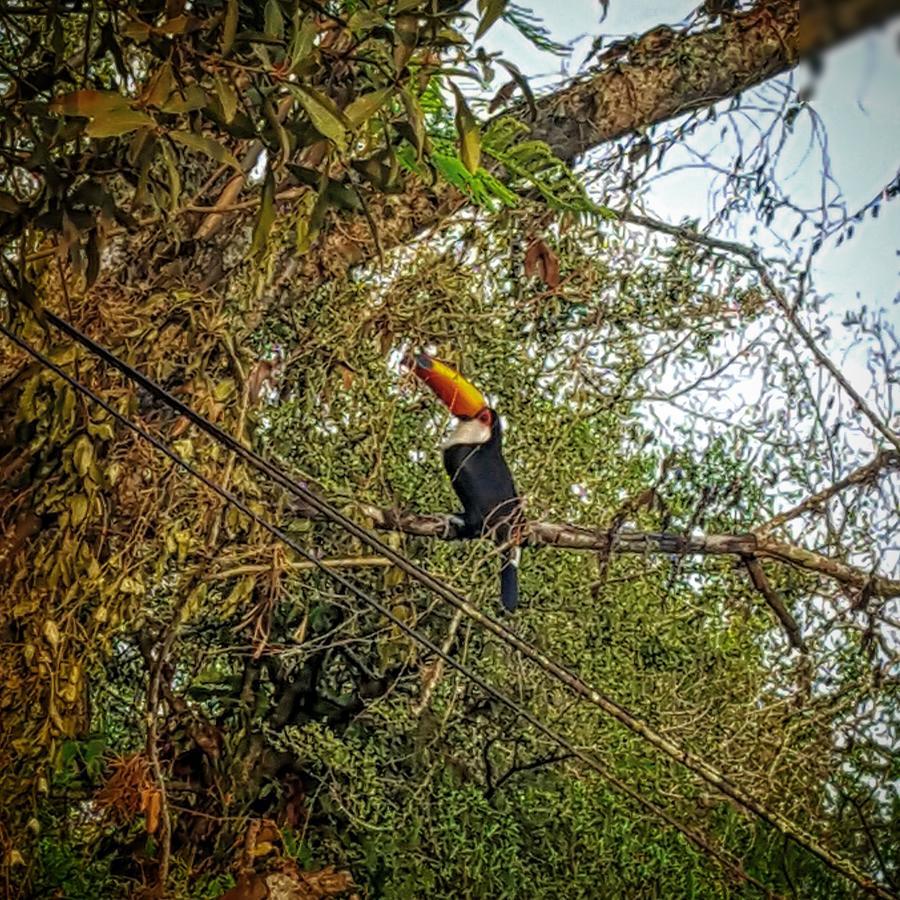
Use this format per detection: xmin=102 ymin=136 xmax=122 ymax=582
xmin=443 ymin=412 xmax=523 ymax=611
xmin=409 ymin=353 xmax=524 ymax=611
xmin=443 ymin=411 xmax=518 ymax=535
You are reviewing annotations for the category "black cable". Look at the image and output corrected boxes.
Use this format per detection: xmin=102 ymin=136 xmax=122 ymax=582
xmin=13 ymin=309 xmax=896 ymax=900
xmin=0 ymin=320 xmax=773 ymax=897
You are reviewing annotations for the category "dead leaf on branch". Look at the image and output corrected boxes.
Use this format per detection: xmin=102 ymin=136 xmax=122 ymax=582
xmin=524 ymin=237 xmax=560 ymax=288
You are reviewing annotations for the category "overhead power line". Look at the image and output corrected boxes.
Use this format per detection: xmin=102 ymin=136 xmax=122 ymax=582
xmin=0 ymin=320 xmax=771 ymax=897
xmin=3 ymin=307 xmax=895 ymax=900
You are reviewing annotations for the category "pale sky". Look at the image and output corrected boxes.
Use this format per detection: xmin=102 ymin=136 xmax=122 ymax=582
xmin=479 ymin=2 xmax=900 ymax=434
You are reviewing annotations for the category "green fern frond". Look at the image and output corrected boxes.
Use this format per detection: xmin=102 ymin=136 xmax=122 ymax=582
xmin=483 ymin=117 xmax=613 ymax=219
xmin=502 ymin=4 xmax=572 ymax=57
xmin=396 ymin=145 xmax=518 ymax=212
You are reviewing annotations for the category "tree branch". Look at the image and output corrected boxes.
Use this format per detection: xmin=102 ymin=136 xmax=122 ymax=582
xmin=619 ymin=211 xmax=900 ymax=455
xmin=522 ymin=0 xmax=899 ymax=163
xmin=331 ymin=502 xmax=900 ymax=600
xmin=758 ymin=449 xmax=900 ymax=534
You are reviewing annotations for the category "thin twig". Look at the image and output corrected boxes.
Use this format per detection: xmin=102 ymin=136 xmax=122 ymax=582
xmin=619 ymin=211 xmax=900 ymax=455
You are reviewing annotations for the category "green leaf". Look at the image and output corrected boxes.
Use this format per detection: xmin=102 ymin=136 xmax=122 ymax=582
xmin=170 ymin=131 xmax=240 ymax=170
xmin=85 ymin=108 xmax=155 ymax=138
xmin=400 ymin=89 xmax=426 ymax=161
xmin=159 ymin=84 xmax=207 ymax=114
xmin=288 ymin=17 xmax=317 ymax=73
xmin=264 ymin=0 xmax=284 ymax=39
xmin=475 ymin=0 xmax=508 ymax=40
xmin=290 ymin=85 xmax=349 ymax=150
xmin=214 ymin=74 xmax=238 ymax=124
xmin=296 ymin=172 xmax=329 ymax=254
xmin=50 ymin=90 xmax=128 ymax=118
xmin=344 ymin=88 xmax=392 ymax=128
xmin=250 ymin=168 xmax=276 ymax=256
xmin=159 ymin=139 xmax=181 ymax=211
xmin=222 ymin=0 xmax=238 ymax=54
xmin=451 ymin=84 xmax=480 ymax=174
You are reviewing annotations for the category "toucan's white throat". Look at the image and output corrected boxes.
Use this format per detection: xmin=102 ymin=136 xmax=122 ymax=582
xmin=442 ymin=417 xmax=491 ymax=448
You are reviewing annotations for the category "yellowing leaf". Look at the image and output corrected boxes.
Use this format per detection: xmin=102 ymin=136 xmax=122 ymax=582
xmin=72 ymin=435 xmax=93 ymax=477
xmin=214 ymin=74 xmax=238 ymax=123
xmin=144 ymin=62 xmax=175 ymax=108
xmin=43 ymin=619 xmax=61 ymax=649
xmin=344 ymin=88 xmax=392 ymax=128
xmin=50 ymin=90 xmax=128 ymax=117
xmin=169 ymin=130 xmax=240 ymax=170
xmin=159 ymin=83 xmax=207 ymax=114
xmin=69 ymin=494 xmax=89 ymax=526
xmin=451 ymin=84 xmax=480 ymax=174
xmin=86 ymin=108 xmax=155 ymax=138
xmin=222 ymin=0 xmax=238 ymax=54
xmin=291 ymin=85 xmax=349 ymax=149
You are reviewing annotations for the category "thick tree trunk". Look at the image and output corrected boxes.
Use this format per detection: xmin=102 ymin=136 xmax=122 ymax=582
xmin=524 ymin=0 xmax=899 ymax=163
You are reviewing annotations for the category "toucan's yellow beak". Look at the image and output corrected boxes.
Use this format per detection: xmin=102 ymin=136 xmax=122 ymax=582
xmin=409 ymin=353 xmax=487 ymax=419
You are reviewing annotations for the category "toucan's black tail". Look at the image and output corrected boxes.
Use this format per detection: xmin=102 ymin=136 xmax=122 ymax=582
xmin=500 ymin=546 xmax=520 ymax=611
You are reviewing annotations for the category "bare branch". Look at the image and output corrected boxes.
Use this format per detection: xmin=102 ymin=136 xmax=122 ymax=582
xmin=759 ymin=450 xmax=900 ymax=534
xmin=619 ymin=211 xmax=900 ymax=455
xmin=743 ymin=555 xmax=807 ymax=651
xmin=316 ymin=503 xmax=900 ymax=600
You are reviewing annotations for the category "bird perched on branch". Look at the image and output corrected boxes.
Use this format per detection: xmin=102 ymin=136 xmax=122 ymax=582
xmin=408 ymin=353 xmax=523 ymax=611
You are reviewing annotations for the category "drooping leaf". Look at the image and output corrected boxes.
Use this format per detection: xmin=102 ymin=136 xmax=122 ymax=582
xmin=451 ymin=84 xmax=480 ymax=174
xmin=222 ymin=0 xmax=238 ymax=54
xmin=290 ymin=85 xmax=349 ymax=149
xmin=84 ymin=230 xmax=101 ymax=287
xmin=169 ymin=130 xmax=241 ymax=170
xmin=393 ymin=14 xmax=419 ymax=70
xmin=524 ymin=237 xmax=560 ymax=288
xmin=344 ymin=89 xmax=392 ymax=128
xmin=214 ymin=74 xmax=238 ymax=123
xmin=86 ymin=108 xmax=155 ymax=138
xmin=497 ymin=58 xmax=536 ymax=118
xmin=475 ymin=0 xmax=508 ymax=40
xmin=296 ymin=172 xmax=329 ymax=254
xmin=250 ymin=168 xmax=276 ymax=256
xmin=159 ymin=139 xmax=181 ymax=211
xmin=50 ymin=90 xmax=129 ymax=118
xmin=400 ymin=89 xmax=425 ymax=161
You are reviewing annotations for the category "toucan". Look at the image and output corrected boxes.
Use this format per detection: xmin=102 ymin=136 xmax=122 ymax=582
xmin=409 ymin=353 xmax=523 ymax=611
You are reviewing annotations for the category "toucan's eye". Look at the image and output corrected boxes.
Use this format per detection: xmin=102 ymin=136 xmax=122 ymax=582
xmin=479 ymin=409 xmax=492 ymax=425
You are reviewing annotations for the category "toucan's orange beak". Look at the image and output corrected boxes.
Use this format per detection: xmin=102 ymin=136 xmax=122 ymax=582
xmin=408 ymin=353 xmax=487 ymax=419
